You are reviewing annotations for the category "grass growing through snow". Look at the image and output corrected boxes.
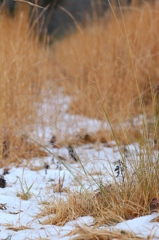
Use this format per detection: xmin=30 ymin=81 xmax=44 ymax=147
xmin=36 ymin=2 xmax=159 ymax=236
xmin=17 ymin=178 xmax=34 ymax=200
xmin=37 ymin=122 xmax=159 ymax=232
xmin=69 ymin=225 xmax=144 ymax=240
xmin=1 ymin=1 xmax=159 ymax=238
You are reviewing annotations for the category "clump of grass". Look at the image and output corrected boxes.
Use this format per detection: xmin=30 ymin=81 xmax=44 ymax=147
xmin=37 ymin=192 xmax=96 ymax=226
xmin=51 ymin=124 xmax=143 ymax=149
xmin=93 ymin=126 xmax=143 ymax=145
xmin=69 ymin=225 xmax=144 ymax=240
xmin=1 ymin=130 xmax=48 ymax=168
xmin=37 ymin=139 xmax=159 ymax=227
xmin=17 ymin=178 xmax=34 ymax=200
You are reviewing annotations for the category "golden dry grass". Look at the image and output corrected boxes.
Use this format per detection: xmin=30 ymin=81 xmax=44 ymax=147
xmin=0 ymin=2 xmax=158 ymax=165
xmin=52 ymin=2 xmax=159 ymax=122
xmin=69 ymin=225 xmax=144 ymax=240
xmin=37 ymin=146 xmax=159 ymax=228
xmin=55 ymin=126 xmax=143 ymax=147
xmin=3 ymin=223 xmax=32 ymax=231
xmin=0 ymin=9 xmax=53 ymax=165
xmin=1 ymin=2 xmax=159 ymax=239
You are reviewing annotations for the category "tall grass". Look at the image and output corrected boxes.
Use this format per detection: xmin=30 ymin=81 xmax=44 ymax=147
xmin=0 ymin=10 xmax=53 ymax=165
xmin=0 ymin=1 xmax=159 ymax=238
xmin=36 ymin=2 xmax=159 ymax=236
xmin=0 ymin=2 xmax=158 ymax=165
xmin=38 ymin=142 xmax=159 ymax=226
xmin=52 ymin=2 xmax=159 ymax=122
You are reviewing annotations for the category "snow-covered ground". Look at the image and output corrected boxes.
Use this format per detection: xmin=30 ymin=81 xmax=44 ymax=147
xmin=1 ymin=91 xmax=159 ymax=240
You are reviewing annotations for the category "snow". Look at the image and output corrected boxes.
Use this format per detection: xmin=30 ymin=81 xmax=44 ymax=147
xmin=0 ymin=92 xmax=159 ymax=240
xmin=0 ymin=167 xmax=96 ymax=240
xmin=115 ymin=214 xmax=159 ymax=239
xmin=30 ymin=90 xmax=110 ymax=144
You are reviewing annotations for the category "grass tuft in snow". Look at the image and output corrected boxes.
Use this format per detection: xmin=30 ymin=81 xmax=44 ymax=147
xmin=69 ymin=225 xmax=144 ymax=240
xmin=37 ymin=123 xmax=159 ymax=227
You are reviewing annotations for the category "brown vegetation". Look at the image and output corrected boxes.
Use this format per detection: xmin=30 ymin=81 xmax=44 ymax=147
xmin=0 ymin=1 xmax=159 ymax=165
xmin=69 ymin=225 xmax=144 ymax=240
xmin=38 ymin=151 xmax=159 ymax=227
xmin=0 ymin=10 xmax=52 ymax=165
xmin=1 ymin=2 xmax=159 ymax=239
xmin=52 ymin=2 xmax=159 ymax=123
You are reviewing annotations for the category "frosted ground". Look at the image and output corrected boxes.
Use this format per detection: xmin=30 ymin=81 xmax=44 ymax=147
xmin=1 ymin=91 xmax=159 ymax=240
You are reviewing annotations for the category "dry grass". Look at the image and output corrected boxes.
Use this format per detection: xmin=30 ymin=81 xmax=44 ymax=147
xmin=17 ymin=191 xmax=32 ymax=200
xmin=85 ymin=126 xmax=143 ymax=145
xmin=52 ymin=2 xmax=159 ymax=122
xmin=37 ymin=145 xmax=159 ymax=228
xmin=0 ymin=2 xmax=159 ymax=239
xmin=69 ymin=225 xmax=144 ymax=240
xmin=52 ymin=125 xmax=143 ymax=148
xmin=37 ymin=192 xmax=94 ymax=226
xmin=4 ymin=224 xmax=32 ymax=231
xmin=38 ymin=188 xmax=145 ymax=227
xmin=1 ymin=131 xmax=48 ymax=167
xmin=0 ymin=2 xmax=158 ymax=165
xmin=0 ymin=9 xmax=53 ymax=165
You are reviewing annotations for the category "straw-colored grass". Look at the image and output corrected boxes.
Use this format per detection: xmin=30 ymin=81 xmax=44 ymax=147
xmin=0 ymin=9 xmax=53 ymax=165
xmin=0 ymin=1 xmax=158 ymax=165
xmin=52 ymin=2 xmax=159 ymax=122
xmin=69 ymin=225 xmax=144 ymax=240
xmin=1 ymin=2 xmax=159 ymax=239
xmin=37 ymin=142 xmax=159 ymax=228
